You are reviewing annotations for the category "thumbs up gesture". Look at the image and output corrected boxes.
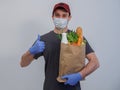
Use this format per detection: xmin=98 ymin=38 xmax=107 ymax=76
xmin=29 ymin=35 xmax=45 ymax=55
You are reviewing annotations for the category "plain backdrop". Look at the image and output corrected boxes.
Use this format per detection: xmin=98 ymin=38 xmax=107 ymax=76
xmin=0 ymin=0 xmax=120 ymax=90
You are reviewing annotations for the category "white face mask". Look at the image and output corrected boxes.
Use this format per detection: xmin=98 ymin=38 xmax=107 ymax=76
xmin=53 ymin=18 xmax=68 ymax=30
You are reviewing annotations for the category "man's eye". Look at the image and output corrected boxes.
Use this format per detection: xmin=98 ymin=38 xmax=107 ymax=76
xmin=62 ymin=14 xmax=67 ymax=18
xmin=55 ymin=14 xmax=60 ymax=17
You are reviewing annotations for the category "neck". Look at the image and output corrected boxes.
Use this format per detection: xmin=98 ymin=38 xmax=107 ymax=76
xmin=54 ymin=27 xmax=68 ymax=34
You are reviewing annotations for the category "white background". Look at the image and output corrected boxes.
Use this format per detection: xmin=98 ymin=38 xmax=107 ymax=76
xmin=0 ymin=0 xmax=120 ymax=90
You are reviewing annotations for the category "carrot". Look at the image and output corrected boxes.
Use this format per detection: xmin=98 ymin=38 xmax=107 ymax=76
xmin=71 ymin=42 xmax=78 ymax=46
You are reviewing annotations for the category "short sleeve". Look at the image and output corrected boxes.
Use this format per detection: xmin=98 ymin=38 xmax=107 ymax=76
xmin=33 ymin=52 xmax=43 ymax=59
xmin=84 ymin=37 xmax=94 ymax=55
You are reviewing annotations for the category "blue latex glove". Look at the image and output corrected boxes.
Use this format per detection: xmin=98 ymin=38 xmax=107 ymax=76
xmin=29 ymin=35 xmax=45 ymax=55
xmin=62 ymin=72 xmax=82 ymax=86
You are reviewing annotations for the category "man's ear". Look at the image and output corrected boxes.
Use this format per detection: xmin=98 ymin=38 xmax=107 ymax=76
xmin=68 ymin=16 xmax=72 ymax=21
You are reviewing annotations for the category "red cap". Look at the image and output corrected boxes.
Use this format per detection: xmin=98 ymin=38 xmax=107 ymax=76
xmin=52 ymin=2 xmax=71 ymax=16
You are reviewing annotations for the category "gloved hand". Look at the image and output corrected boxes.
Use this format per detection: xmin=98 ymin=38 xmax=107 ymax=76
xmin=29 ymin=35 xmax=45 ymax=55
xmin=62 ymin=72 xmax=82 ymax=86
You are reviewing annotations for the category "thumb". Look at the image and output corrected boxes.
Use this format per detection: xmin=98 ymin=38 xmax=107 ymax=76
xmin=37 ymin=34 xmax=41 ymax=41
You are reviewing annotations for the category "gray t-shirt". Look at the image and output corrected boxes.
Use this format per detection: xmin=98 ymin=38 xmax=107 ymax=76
xmin=33 ymin=30 xmax=94 ymax=90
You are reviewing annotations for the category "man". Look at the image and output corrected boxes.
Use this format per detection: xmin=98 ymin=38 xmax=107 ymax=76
xmin=20 ymin=2 xmax=99 ymax=90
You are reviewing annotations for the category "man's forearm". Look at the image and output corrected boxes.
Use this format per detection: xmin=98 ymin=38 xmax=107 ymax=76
xmin=80 ymin=53 xmax=100 ymax=78
xmin=20 ymin=51 xmax=34 ymax=67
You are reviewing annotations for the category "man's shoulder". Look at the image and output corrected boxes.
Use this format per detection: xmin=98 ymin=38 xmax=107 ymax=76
xmin=42 ymin=30 xmax=53 ymax=36
xmin=40 ymin=30 xmax=54 ymax=40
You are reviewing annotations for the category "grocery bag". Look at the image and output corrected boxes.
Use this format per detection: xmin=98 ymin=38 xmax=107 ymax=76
xmin=57 ymin=43 xmax=85 ymax=82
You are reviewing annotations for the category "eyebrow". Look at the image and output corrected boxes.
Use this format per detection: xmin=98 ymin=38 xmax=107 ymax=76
xmin=55 ymin=12 xmax=67 ymax=15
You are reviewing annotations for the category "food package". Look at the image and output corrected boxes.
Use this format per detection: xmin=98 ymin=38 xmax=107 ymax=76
xmin=57 ymin=27 xmax=86 ymax=82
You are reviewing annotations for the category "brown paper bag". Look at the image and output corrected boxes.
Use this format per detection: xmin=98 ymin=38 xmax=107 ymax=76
xmin=57 ymin=43 xmax=85 ymax=82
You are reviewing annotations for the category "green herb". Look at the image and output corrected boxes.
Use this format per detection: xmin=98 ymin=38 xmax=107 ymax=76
xmin=67 ymin=31 xmax=79 ymax=43
xmin=57 ymin=31 xmax=79 ymax=44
